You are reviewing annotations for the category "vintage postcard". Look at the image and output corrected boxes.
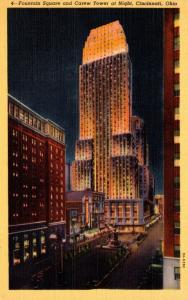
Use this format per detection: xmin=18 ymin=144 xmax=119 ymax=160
xmin=0 ymin=0 xmax=188 ymax=299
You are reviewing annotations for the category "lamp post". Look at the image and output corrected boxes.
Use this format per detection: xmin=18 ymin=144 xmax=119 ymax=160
xmin=132 ymin=203 xmax=135 ymax=234
xmin=89 ymin=203 xmax=93 ymax=230
xmin=48 ymin=233 xmax=62 ymax=287
xmin=71 ymin=217 xmax=77 ymax=251
xmin=132 ymin=216 xmax=135 ymax=234
xmin=60 ymin=238 xmax=66 ymax=275
xmin=98 ymin=213 xmax=100 ymax=231
xmin=71 ymin=216 xmax=77 ymax=288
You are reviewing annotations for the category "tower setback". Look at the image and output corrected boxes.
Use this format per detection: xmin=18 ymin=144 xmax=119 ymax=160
xmin=71 ymin=21 xmax=154 ymax=232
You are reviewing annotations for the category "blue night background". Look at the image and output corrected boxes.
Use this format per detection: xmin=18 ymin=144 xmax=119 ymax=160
xmin=8 ymin=8 xmax=163 ymax=193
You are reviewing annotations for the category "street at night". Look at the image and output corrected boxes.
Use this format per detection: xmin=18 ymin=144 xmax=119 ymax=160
xmin=40 ymin=220 xmax=163 ymax=289
xmin=101 ymin=220 xmax=163 ymax=289
xmin=24 ymin=220 xmax=162 ymax=290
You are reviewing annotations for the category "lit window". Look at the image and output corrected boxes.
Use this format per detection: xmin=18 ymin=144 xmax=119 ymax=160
xmin=174 ymin=36 xmax=180 ymax=50
xmin=12 ymin=236 xmax=21 ymax=266
xmin=23 ymin=234 xmax=30 ymax=262
xmin=174 ymin=245 xmax=180 ymax=257
xmin=9 ymin=102 xmax=14 ymax=115
xmin=25 ymin=112 xmax=29 ymax=123
xmin=12 ymin=129 xmax=18 ymax=137
xmin=33 ymin=118 xmax=37 ymax=128
xmin=174 ymin=267 xmax=180 ymax=280
xmin=174 ymin=176 xmax=180 ymax=188
xmin=32 ymin=138 xmax=36 ymax=146
xmin=14 ymin=105 xmax=19 ymax=117
xmin=23 ymin=153 xmax=28 ymax=160
xmin=29 ymin=115 xmax=33 ymax=126
xmin=174 ymin=222 xmax=180 ymax=234
xmin=40 ymin=231 xmax=46 ymax=254
xmin=174 ymin=84 xmax=180 ymax=96
xmin=23 ymin=144 xmax=28 ymax=151
xmin=174 ymin=60 xmax=179 ymax=69
xmin=174 ymin=200 xmax=180 ymax=212
xmin=32 ymin=233 xmax=38 ymax=259
xmin=32 ymin=157 xmax=37 ymax=163
xmin=19 ymin=108 xmax=24 ymax=120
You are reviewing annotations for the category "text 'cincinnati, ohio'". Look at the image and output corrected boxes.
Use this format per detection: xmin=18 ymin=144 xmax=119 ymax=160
xmin=136 ymin=1 xmax=163 ymax=5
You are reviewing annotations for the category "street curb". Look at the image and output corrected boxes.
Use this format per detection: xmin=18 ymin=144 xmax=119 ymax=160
xmin=94 ymin=235 xmax=148 ymax=287
xmin=94 ymin=251 xmax=130 ymax=288
xmin=137 ymin=237 xmax=146 ymax=245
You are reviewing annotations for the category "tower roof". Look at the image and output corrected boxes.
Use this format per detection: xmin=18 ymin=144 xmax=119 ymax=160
xmin=83 ymin=20 xmax=128 ymax=64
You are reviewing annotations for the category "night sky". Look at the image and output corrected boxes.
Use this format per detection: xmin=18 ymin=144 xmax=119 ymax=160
xmin=8 ymin=8 xmax=163 ymax=193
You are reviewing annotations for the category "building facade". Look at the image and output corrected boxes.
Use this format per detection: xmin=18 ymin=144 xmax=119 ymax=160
xmin=154 ymin=194 xmax=164 ymax=219
xmin=163 ymin=9 xmax=180 ymax=289
xmin=71 ymin=21 xmax=154 ymax=232
xmin=65 ymin=190 xmax=105 ymax=241
xmin=8 ymin=94 xmax=66 ymax=287
xmin=65 ymin=162 xmax=72 ymax=192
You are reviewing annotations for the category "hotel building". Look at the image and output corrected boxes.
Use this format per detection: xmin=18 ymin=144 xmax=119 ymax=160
xmin=71 ymin=21 xmax=154 ymax=232
xmin=163 ymin=9 xmax=180 ymax=288
xmin=8 ymin=94 xmax=66 ymax=287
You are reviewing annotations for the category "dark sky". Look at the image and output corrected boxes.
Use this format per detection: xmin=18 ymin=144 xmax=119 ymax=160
xmin=8 ymin=8 xmax=163 ymax=193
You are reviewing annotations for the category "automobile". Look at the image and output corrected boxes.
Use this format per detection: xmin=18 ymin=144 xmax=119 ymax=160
xmin=137 ymin=232 xmax=147 ymax=241
xmin=86 ymin=279 xmax=99 ymax=288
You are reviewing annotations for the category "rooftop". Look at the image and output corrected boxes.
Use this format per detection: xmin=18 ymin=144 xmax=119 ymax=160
xmin=83 ymin=20 xmax=128 ymax=64
xmin=8 ymin=94 xmax=65 ymax=144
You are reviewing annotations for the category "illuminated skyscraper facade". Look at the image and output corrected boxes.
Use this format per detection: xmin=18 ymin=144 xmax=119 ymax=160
xmin=72 ymin=21 xmax=154 ymax=232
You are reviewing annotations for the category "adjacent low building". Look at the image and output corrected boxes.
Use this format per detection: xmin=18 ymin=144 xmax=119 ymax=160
xmin=65 ymin=189 xmax=105 ymax=242
xmin=154 ymin=194 xmax=164 ymax=219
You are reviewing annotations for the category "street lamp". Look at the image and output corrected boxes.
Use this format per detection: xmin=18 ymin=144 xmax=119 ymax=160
xmin=97 ymin=213 xmax=100 ymax=231
xmin=71 ymin=217 xmax=77 ymax=245
xmin=48 ymin=233 xmax=63 ymax=287
xmin=71 ymin=216 xmax=77 ymax=289
xmin=132 ymin=216 xmax=135 ymax=234
xmin=132 ymin=203 xmax=135 ymax=234
xmin=60 ymin=238 xmax=66 ymax=275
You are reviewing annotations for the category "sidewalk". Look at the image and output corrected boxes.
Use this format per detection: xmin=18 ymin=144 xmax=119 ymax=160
xmin=64 ymin=229 xmax=111 ymax=253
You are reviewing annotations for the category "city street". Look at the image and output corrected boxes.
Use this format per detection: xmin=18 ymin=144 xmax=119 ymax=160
xmin=22 ymin=220 xmax=163 ymax=289
xmin=100 ymin=221 xmax=163 ymax=289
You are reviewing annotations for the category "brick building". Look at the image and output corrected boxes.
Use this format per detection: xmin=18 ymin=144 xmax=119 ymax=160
xmin=163 ymin=9 xmax=180 ymax=288
xmin=8 ymin=94 xmax=66 ymax=287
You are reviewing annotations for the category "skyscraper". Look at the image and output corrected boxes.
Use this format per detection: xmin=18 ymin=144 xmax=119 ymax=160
xmin=72 ymin=21 xmax=154 ymax=232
